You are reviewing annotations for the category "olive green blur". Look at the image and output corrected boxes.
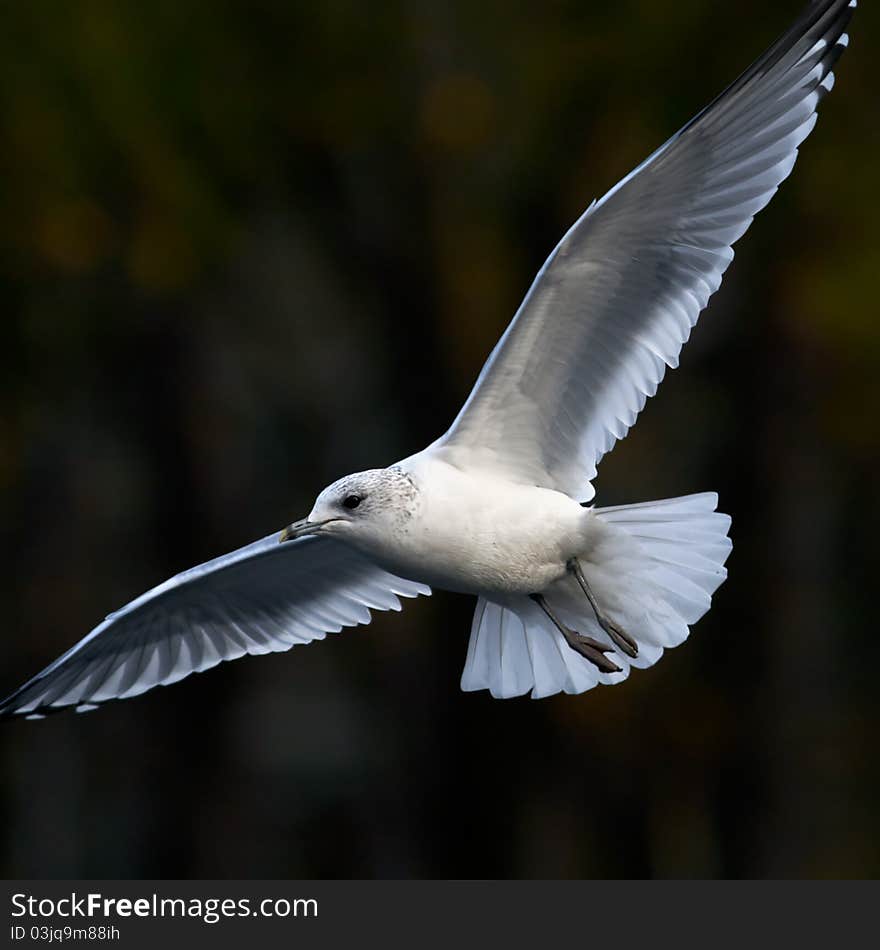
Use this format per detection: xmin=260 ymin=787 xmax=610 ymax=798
xmin=1 ymin=0 xmax=877 ymax=878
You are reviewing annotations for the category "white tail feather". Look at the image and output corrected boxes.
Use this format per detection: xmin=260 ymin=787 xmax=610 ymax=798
xmin=460 ymin=492 xmax=731 ymax=699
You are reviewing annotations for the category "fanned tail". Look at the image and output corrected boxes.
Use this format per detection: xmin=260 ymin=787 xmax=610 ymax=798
xmin=460 ymin=493 xmax=732 ymax=699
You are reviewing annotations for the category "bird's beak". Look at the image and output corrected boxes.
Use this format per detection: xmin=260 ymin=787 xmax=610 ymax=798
xmin=279 ymin=518 xmax=325 ymax=542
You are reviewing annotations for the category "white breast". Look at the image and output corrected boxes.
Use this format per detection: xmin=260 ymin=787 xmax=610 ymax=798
xmin=378 ymin=452 xmax=591 ymax=595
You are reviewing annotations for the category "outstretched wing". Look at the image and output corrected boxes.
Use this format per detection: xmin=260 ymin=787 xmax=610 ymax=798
xmin=0 ymin=534 xmax=430 ymax=719
xmin=434 ymin=0 xmax=855 ymax=500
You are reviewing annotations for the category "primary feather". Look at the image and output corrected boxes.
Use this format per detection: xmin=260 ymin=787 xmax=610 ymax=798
xmin=436 ymin=0 xmax=855 ymax=500
xmin=0 ymin=535 xmax=429 ymax=719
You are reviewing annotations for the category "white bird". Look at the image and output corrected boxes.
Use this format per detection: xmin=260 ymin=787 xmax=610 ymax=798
xmin=1 ymin=0 xmax=855 ymax=718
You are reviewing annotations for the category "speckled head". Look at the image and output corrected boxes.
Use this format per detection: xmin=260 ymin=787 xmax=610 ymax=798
xmin=279 ymin=467 xmax=420 ymax=549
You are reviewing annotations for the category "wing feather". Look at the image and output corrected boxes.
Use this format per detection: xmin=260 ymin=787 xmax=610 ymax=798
xmin=0 ymin=533 xmax=429 ymax=719
xmin=434 ymin=0 xmax=855 ymax=499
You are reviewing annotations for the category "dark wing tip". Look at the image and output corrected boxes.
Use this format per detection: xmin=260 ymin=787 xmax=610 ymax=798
xmin=0 ymin=675 xmax=86 ymax=721
xmin=675 ymin=0 xmax=855 ymax=142
xmin=0 ymin=677 xmax=44 ymax=721
xmin=750 ymin=0 xmax=856 ymax=80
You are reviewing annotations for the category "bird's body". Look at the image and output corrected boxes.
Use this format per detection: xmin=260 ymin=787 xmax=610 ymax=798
xmin=348 ymin=453 xmax=588 ymax=597
xmin=0 ymin=0 xmax=857 ymax=717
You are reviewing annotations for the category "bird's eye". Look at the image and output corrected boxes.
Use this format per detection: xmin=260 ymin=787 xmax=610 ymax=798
xmin=342 ymin=494 xmax=362 ymax=510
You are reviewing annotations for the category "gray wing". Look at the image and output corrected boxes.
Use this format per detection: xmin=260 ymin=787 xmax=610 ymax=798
xmin=434 ymin=0 xmax=855 ymax=500
xmin=0 ymin=533 xmax=430 ymax=719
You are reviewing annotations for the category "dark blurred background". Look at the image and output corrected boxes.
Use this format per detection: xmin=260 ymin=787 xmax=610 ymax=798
xmin=1 ymin=0 xmax=877 ymax=879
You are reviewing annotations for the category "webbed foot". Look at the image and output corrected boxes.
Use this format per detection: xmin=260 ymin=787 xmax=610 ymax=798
xmin=566 ymin=558 xmax=638 ymax=658
xmin=529 ymin=593 xmax=622 ymax=674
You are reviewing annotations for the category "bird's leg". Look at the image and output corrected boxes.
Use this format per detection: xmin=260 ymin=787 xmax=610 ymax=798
xmin=566 ymin=558 xmax=638 ymax=658
xmin=529 ymin=593 xmax=621 ymax=674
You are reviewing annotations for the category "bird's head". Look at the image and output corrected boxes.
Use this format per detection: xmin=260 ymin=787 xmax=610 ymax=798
xmin=279 ymin=467 xmax=419 ymax=548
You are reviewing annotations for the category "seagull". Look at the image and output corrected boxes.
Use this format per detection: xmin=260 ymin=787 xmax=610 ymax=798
xmin=1 ymin=0 xmax=856 ymax=718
